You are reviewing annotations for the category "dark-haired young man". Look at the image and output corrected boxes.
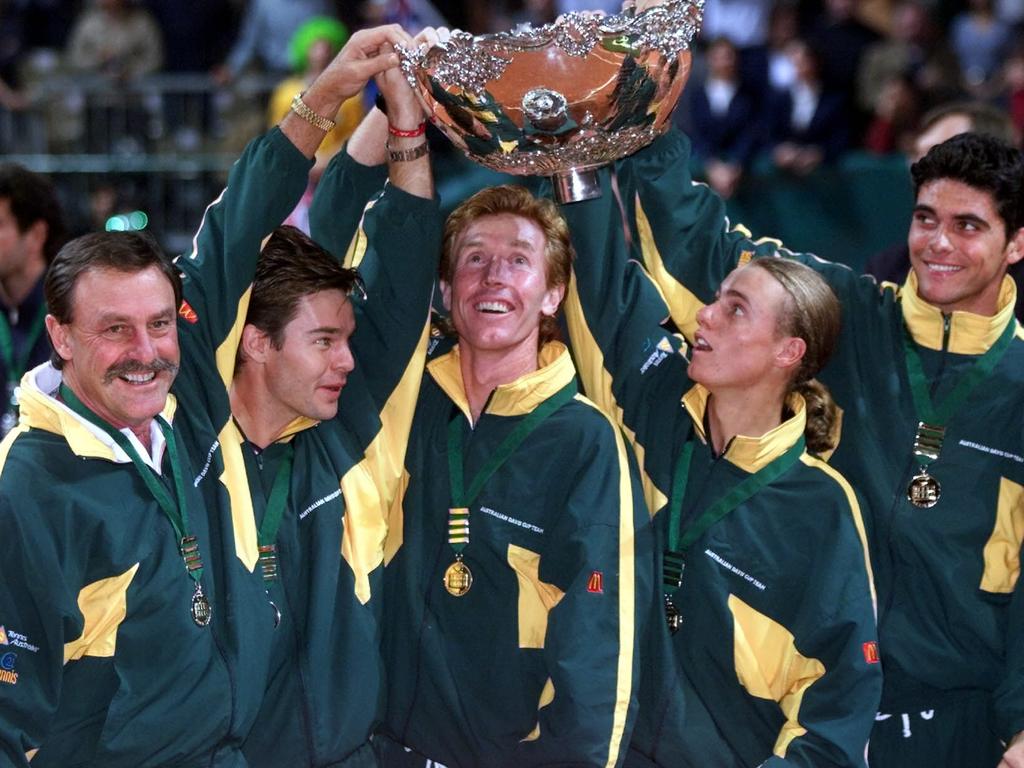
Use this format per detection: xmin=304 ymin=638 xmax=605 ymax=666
xmin=598 ymin=127 xmax=1024 ymax=767
xmin=0 ymin=164 xmax=66 ymax=434
xmin=173 ymin=25 xmax=439 ymax=768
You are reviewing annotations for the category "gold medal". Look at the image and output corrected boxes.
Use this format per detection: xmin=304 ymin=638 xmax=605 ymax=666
xmin=443 ymin=557 xmax=473 ymax=597
xmin=664 ymin=595 xmax=682 ymax=634
xmin=190 ymin=583 xmax=212 ymax=627
xmin=907 ymin=471 xmax=941 ymax=508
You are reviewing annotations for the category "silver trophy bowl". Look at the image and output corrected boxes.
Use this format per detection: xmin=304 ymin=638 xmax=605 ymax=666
xmin=398 ymin=0 xmax=703 ymax=203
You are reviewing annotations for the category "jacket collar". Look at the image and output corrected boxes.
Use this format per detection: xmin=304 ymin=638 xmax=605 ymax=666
xmin=428 ymin=341 xmax=576 ymax=423
xmin=901 ymin=271 xmax=1018 ymax=354
xmin=681 ymin=383 xmax=806 ymax=473
xmin=18 ymin=362 xmax=176 ymax=468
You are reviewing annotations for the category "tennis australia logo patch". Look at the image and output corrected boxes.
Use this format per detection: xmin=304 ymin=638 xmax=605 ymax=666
xmin=0 ymin=650 xmax=16 ymax=685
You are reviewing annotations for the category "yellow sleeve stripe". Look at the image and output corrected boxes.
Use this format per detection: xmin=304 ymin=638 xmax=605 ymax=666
xmin=64 ymin=563 xmax=140 ymax=664
xmin=214 ymin=285 xmax=251 ymax=390
xmin=634 ymin=197 xmax=705 ymax=340
xmin=572 ymin=393 xmax=638 ymax=768
xmin=980 ymin=477 xmax=1024 ymax=594
xmin=564 ymin=273 xmax=668 ymax=517
xmin=728 ymin=593 xmax=825 ymax=758
xmin=343 ymin=195 xmax=379 ymax=269
xmin=341 ymin=318 xmax=430 ymax=604
xmin=799 ymin=454 xmax=877 ymax=614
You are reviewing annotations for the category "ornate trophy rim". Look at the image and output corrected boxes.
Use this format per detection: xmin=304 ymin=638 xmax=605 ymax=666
xmin=398 ymin=0 xmax=704 ymax=201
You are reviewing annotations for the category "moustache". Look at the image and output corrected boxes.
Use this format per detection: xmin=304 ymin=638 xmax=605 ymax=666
xmin=103 ymin=358 xmax=179 ymax=385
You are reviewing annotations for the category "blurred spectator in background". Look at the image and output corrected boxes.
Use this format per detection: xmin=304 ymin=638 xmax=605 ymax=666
xmin=863 ymin=100 xmax=1024 ymax=321
xmin=863 ymin=73 xmax=922 ymax=153
xmin=699 ymin=0 xmax=774 ymax=92
xmin=66 ymin=0 xmax=163 ymax=80
xmin=808 ymin=0 xmax=881 ymax=140
xmin=766 ymin=0 xmax=800 ymax=90
xmin=765 ymin=38 xmax=850 ymax=173
xmin=950 ymin=0 xmax=1012 ymax=95
xmin=214 ymin=0 xmax=332 ymax=84
xmin=145 ymin=0 xmax=237 ymax=74
xmin=858 ymin=0 xmax=962 ymax=115
xmin=686 ymin=37 xmax=760 ymax=198
xmin=361 ymin=0 xmax=448 ymax=30
xmin=1003 ymin=43 xmax=1024 ymax=139
xmin=0 ymin=163 xmax=66 ymax=435
xmin=267 ymin=16 xmax=365 ymax=232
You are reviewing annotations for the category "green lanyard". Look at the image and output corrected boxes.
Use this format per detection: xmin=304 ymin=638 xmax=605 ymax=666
xmin=901 ymin=318 xmax=1015 ymax=507
xmin=0 ymin=303 xmax=48 ymax=398
xmin=446 ymin=382 xmax=577 ymax=556
xmin=662 ymin=430 xmax=805 ymax=628
xmin=59 ymin=384 xmax=212 ymax=626
xmin=256 ymin=443 xmax=295 ymax=585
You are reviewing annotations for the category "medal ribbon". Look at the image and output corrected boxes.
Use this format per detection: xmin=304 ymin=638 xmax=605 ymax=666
xmin=0 ymin=303 xmax=48 ymax=398
xmin=256 ymin=443 xmax=295 ymax=584
xmin=59 ymin=383 xmax=202 ymax=586
xmin=663 ymin=434 xmax=806 ymax=600
xmin=902 ymin=318 xmax=1016 ymax=468
xmin=446 ymin=382 xmax=577 ymax=554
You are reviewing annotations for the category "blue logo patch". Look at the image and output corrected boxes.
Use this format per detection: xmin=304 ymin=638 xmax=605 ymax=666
xmin=0 ymin=652 xmax=15 ymax=671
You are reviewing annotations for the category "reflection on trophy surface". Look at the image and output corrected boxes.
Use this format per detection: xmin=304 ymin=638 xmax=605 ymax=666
xmin=398 ymin=0 xmax=703 ymax=202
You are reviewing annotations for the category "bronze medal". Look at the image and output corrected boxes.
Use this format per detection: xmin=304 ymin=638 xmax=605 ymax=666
xmin=190 ymin=584 xmax=212 ymax=627
xmin=907 ymin=471 xmax=941 ymax=508
xmin=443 ymin=558 xmax=473 ymax=597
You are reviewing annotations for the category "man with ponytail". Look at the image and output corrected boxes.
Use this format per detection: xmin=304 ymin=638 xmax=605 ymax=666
xmin=606 ymin=98 xmax=1024 ymax=767
xmin=559 ymin=165 xmax=880 ymax=767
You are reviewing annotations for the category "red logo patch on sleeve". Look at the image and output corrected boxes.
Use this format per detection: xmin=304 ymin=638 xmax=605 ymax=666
xmin=587 ymin=571 xmax=604 ymax=594
xmin=862 ymin=641 xmax=880 ymax=664
xmin=178 ymin=300 xmax=198 ymax=324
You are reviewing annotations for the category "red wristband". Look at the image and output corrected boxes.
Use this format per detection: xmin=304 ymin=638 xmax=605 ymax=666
xmin=387 ymin=122 xmax=427 ymax=138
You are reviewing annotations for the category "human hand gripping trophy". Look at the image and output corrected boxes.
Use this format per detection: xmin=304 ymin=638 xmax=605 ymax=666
xmin=396 ymin=0 xmax=703 ymax=202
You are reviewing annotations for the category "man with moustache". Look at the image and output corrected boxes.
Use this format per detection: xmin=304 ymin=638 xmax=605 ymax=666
xmin=0 ymin=230 xmax=246 ymax=767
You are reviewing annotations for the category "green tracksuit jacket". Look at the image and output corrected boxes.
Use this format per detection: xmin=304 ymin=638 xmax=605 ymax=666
xmin=0 ymin=366 xmax=247 ymax=768
xmin=559 ymin=177 xmax=881 ymax=767
xmin=173 ymin=129 xmax=439 ymax=768
xmin=378 ymin=339 xmax=652 ymax=768
xmin=614 ymin=127 xmax=1024 ymax=760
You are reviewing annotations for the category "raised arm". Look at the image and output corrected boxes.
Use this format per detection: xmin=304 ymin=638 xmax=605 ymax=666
xmin=559 ymin=164 xmax=695 ymax=514
xmin=617 ymin=128 xmax=898 ymax=345
xmin=308 ymin=43 xmax=440 ymax=519
xmin=178 ymin=25 xmax=411 ymax=356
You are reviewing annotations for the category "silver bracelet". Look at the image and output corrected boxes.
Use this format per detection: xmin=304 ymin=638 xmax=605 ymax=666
xmin=387 ymin=141 xmax=429 ymax=163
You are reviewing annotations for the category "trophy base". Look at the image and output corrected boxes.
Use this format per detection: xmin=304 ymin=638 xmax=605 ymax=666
xmin=552 ymin=168 xmax=602 ymax=204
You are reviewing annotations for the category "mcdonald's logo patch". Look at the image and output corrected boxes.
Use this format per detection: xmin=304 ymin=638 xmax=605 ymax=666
xmin=862 ymin=641 xmax=879 ymax=664
xmin=178 ymin=300 xmax=199 ymax=324
xmin=587 ymin=571 xmax=604 ymax=594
